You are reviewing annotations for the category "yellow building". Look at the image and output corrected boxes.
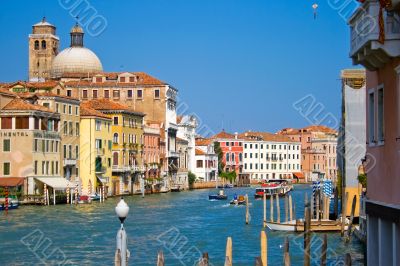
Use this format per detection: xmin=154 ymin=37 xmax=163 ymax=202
xmin=82 ymin=99 xmax=145 ymax=195
xmin=79 ymin=105 xmax=112 ymax=196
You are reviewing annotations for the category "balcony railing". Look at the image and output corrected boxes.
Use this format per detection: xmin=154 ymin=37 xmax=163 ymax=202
xmin=349 ymin=0 xmax=400 ymax=70
xmin=63 ymin=158 xmax=77 ymax=166
xmin=112 ymin=165 xmax=131 ymax=173
xmin=95 ymin=166 xmax=106 ymax=173
xmin=168 ymin=151 xmax=179 ymax=158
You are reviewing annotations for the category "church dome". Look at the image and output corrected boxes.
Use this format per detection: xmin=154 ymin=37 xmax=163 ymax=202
xmin=51 ymin=47 xmax=103 ymax=78
xmin=50 ymin=22 xmax=103 ymax=78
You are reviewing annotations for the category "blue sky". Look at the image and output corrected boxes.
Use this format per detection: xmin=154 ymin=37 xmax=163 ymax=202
xmin=0 ymin=0 xmax=360 ymax=134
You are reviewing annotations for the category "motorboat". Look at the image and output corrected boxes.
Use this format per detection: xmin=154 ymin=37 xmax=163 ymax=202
xmin=0 ymin=197 xmax=19 ymax=211
xmin=230 ymin=195 xmax=246 ymax=205
xmin=209 ymin=190 xmax=228 ymax=200
xmin=254 ymin=180 xmax=292 ymax=199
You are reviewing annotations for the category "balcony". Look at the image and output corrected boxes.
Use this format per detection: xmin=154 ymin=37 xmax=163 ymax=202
xmin=168 ymin=151 xmax=179 ymax=158
xmin=349 ymin=0 xmax=400 ymax=70
xmin=95 ymin=166 xmax=107 ymax=173
xmin=112 ymin=165 xmax=131 ymax=173
xmin=96 ymin=148 xmax=105 ymax=156
xmin=63 ymin=158 xmax=77 ymax=166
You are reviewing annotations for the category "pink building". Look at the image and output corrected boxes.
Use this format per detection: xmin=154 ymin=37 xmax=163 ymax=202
xmin=349 ymin=1 xmax=400 ymax=264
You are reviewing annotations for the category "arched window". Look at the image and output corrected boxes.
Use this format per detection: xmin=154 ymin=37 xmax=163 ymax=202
xmin=113 ymin=133 xmax=119 ymax=143
xmin=41 ymin=40 xmax=46 ymax=49
xmin=113 ymin=152 xmax=119 ymax=166
xmin=231 ymin=153 xmax=235 ymax=162
xmin=225 ymin=153 xmax=230 ymax=162
xmin=239 ymin=153 xmax=243 ymax=162
xmin=34 ymin=40 xmax=39 ymax=50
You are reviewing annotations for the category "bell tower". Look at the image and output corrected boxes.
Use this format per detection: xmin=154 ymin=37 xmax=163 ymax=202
xmin=28 ymin=17 xmax=59 ymax=81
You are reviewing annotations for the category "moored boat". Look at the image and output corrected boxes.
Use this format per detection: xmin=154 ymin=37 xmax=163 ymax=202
xmin=0 ymin=197 xmax=19 ymax=211
xmin=266 ymin=219 xmax=349 ymax=232
xmin=209 ymin=190 xmax=228 ymax=200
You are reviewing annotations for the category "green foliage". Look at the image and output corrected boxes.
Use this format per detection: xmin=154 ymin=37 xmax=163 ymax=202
xmin=213 ymin=142 xmax=225 ymax=173
xmin=357 ymin=173 xmax=367 ymax=188
xmin=220 ymin=171 xmax=237 ymax=183
xmin=188 ymin=171 xmax=196 ymax=186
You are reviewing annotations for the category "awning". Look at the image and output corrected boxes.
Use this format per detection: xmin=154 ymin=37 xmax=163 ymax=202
xmin=0 ymin=177 xmax=24 ymax=187
xmin=35 ymin=177 xmax=74 ymax=190
xmin=96 ymin=175 xmax=107 ymax=184
xmin=293 ymin=172 xmax=305 ymax=179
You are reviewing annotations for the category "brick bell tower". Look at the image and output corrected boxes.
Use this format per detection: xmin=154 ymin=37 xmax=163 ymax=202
xmin=28 ymin=17 xmax=59 ymax=81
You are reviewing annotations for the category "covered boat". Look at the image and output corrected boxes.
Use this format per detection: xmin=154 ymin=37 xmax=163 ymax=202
xmin=209 ymin=190 xmax=228 ymax=200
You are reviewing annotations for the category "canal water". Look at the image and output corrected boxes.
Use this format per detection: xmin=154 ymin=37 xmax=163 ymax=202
xmin=0 ymin=184 xmax=364 ymax=265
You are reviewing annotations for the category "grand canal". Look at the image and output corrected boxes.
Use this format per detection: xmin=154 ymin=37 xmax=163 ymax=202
xmin=0 ymin=185 xmax=364 ymax=265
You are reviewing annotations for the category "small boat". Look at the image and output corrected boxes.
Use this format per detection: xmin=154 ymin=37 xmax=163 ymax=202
xmin=209 ymin=190 xmax=228 ymax=200
xmin=78 ymin=195 xmax=91 ymax=204
xmin=224 ymin=184 xmax=234 ymax=188
xmin=89 ymin=194 xmax=100 ymax=201
xmin=230 ymin=195 xmax=246 ymax=205
xmin=266 ymin=219 xmax=349 ymax=232
xmin=171 ymin=185 xmax=183 ymax=192
xmin=0 ymin=196 xmax=19 ymax=211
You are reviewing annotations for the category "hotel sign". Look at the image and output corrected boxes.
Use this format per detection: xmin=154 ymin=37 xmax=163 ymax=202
xmin=0 ymin=131 xmax=29 ymax=137
xmin=34 ymin=132 xmax=60 ymax=139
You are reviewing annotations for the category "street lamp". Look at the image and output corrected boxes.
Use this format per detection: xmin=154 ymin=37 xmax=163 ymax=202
xmin=115 ymin=198 xmax=130 ymax=266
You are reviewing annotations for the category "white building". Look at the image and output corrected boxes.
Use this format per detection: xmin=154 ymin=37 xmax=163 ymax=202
xmin=194 ymin=138 xmax=218 ymax=182
xmin=177 ymin=115 xmax=197 ymax=173
xmin=239 ymin=131 xmax=301 ymax=180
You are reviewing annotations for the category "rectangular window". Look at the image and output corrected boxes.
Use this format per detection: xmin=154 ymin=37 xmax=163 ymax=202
xmin=69 ymin=122 xmax=73 ymax=136
xmin=76 ymin=145 xmax=79 ymax=159
xmin=67 ymin=90 xmax=72 ymax=97
xmin=3 ymin=139 xmax=10 ymax=152
xmin=83 ymin=90 xmax=88 ymax=99
xmin=93 ymin=90 xmax=98 ymax=99
xmin=56 ymin=161 xmax=59 ymax=174
xmin=51 ymin=161 xmax=54 ymax=175
xmin=3 ymin=162 xmax=10 ymax=175
xmin=64 ymin=121 xmax=68 ymax=135
xmin=46 ymin=140 xmax=49 ymax=152
xmin=63 ymin=104 xmax=66 ymax=114
xmin=377 ymin=86 xmax=384 ymax=143
xmin=42 ymin=161 xmax=45 ymax=174
xmin=63 ymin=145 xmax=67 ymax=159
xmin=127 ymin=90 xmax=133 ymax=98
xmin=69 ymin=145 xmax=72 ymax=159
xmin=104 ymin=90 xmax=110 ymax=98
xmin=1 ymin=117 xmax=12 ymax=129
xmin=196 ymin=160 xmax=203 ymax=168
xmin=154 ymin=89 xmax=160 ymax=99
xmin=113 ymin=117 xmax=119 ymax=125
xmin=129 ymin=76 xmax=135 ymax=82
xmin=137 ymin=89 xmax=143 ymax=99
xmin=76 ymin=122 xmax=79 ymax=136
xmin=96 ymin=77 xmax=102 ymax=83
xmin=113 ymin=90 xmax=120 ymax=98
xmin=95 ymin=120 xmax=101 ymax=131
xmin=55 ymin=141 xmax=59 ymax=153
xmin=34 ymin=161 xmax=38 ymax=175
xmin=368 ymin=90 xmax=375 ymax=144
xmin=120 ymin=77 xmax=126 ymax=82
xmin=68 ymin=105 xmax=72 ymax=115
xmin=34 ymin=139 xmax=38 ymax=152
xmin=34 ymin=118 xmax=40 ymax=129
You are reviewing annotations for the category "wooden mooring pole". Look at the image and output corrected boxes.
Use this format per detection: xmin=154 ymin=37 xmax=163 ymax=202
xmin=283 ymin=237 xmax=290 ymax=266
xmin=304 ymin=204 xmax=311 ymax=266
xmin=199 ymin=253 xmax=209 ymax=266
xmin=285 ymin=195 xmax=288 ymax=222
xmin=341 ymin=192 xmax=349 ymax=237
xmin=157 ymin=250 xmax=165 ymax=266
xmin=276 ymin=194 xmax=280 ymax=223
xmin=263 ymin=193 xmax=267 ymax=227
xmin=334 ymin=188 xmax=339 ymax=220
xmin=225 ymin=237 xmax=232 ymax=266
xmin=345 ymin=253 xmax=352 ymax=266
xmin=246 ymin=194 xmax=250 ymax=225
xmin=270 ymin=193 xmax=274 ymax=222
xmin=289 ymin=194 xmax=293 ymax=221
xmin=261 ymin=231 xmax=268 ymax=266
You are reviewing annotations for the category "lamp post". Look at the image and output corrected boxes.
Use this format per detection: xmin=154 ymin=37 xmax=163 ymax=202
xmin=115 ymin=198 xmax=130 ymax=266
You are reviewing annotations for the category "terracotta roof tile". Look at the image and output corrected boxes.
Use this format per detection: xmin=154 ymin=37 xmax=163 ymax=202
xmin=3 ymin=81 xmax=61 ymax=89
xmin=82 ymin=99 xmax=145 ymax=116
xmin=195 ymin=138 xmax=213 ymax=146
xmin=195 ymin=148 xmax=206 ymax=156
xmin=211 ymin=130 xmax=236 ymax=140
xmin=64 ymin=72 xmax=167 ymax=87
xmin=80 ymin=105 xmax=111 ymax=119
xmin=238 ymin=131 xmax=296 ymax=143
xmin=2 ymin=98 xmax=54 ymax=112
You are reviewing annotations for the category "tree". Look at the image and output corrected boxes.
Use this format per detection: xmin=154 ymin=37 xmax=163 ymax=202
xmin=357 ymin=173 xmax=367 ymax=188
xmin=220 ymin=171 xmax=237 ymax=183
xmin=214 ymin=141 xmax=225 ymax=173
xmin=188 ymin=171 xmax=196 ymax=187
